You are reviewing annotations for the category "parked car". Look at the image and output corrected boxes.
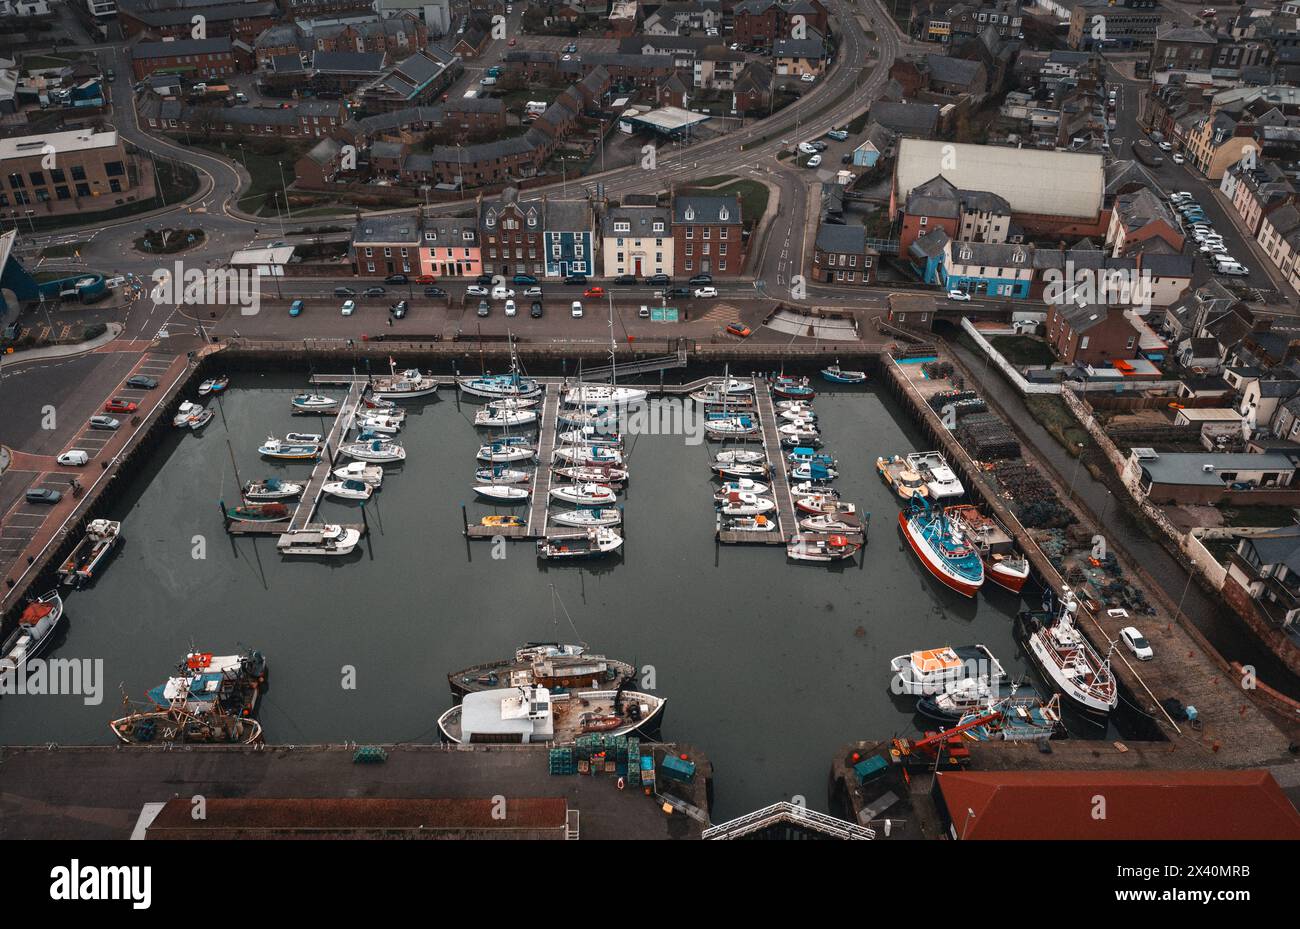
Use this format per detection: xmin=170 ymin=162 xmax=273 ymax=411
xmin=612 ymin=274 xmax=637 ymax=285
xmin=89 ymin=415 xmax=120 ymax=430
xmin=947 ymin=290 xmax=971 ymax=301
xmin=638 ymin=305 xmax=651 ymax=318
xmin=104 ymin=398 xmax=137 ymax=414
xmin=126 ymin=375 xmax=158 ymax=389
xmin=511 ymin=273 xmax=538 ymax=285
xmin=415 ymin=274 xmax=436 ymax=284
xmin=571 ymin=301 xmax=584 ymax=318
xmin=1157 ymin=141 xmax=1172 ymax=152
xmin=523 ymin=286 xmax=543 ymax=297
xmin=693 ymin=286 xmax=718 ymax=298
xmin=1172 ymin=153 xmax=1185 ymax=164
xmin=826 ymin=129 xmax=849 ymax=141
xmin=798 ymin=142 xmax=817 ymax=155
xmin=475 ymin=273 xmax=494 ymax=285
xmin=466 ymin=284 xmax=490 ymax=297
xmin=385 ymin=273 xmax=408 ymax=284
xmin=477 ymin=300 xmax=490 ymax=317
xmin=389 ymin=300 xmax=408 ymax=319
xmin=726 ymin=323 xmax=752 ymax=338
xmin=811 ymin=141 xmax=827 ymax=152
xmin=504 ymin=299 xmax=517 ymax=317
xmin=563 ymin=273 xmax=588 ymax=286
xmin=334 ymin=286 xmax=356 ymax=298
xmin=687 ymin=274 xmax=713 ymax=286
xmin=57 ymin=450 xmax=89 ymax=467
xmin=800 ymin=73 xmax=816 ymax=83
xmin=423 ymin=286 xmax=446 ymax=298
xmin=341 ymin=299 xmax=356 ymax=316
xmin=583 ymin=286 xmax=606 ymax=298
xmin=25 ymin=487 xmax=62 ymax=505
xmin=806 ymin=154 xmax=822 ymax=168
xmin=661 ymin=287 xmax=692 ymax=298
xmin=289 ymin=299 xmax=304 ymax=317
xmin=530 ymin=300 xmax=543 ymax=318
xmin=364 ymin=286 xmax=386 ymax=298
xmin=646 ymin=273 xmax=671 ymax=286
xmin=1119 ymin=626 xmax=1154 ymax=660
xmin=492 ymin=285 xmax=515 ymax=300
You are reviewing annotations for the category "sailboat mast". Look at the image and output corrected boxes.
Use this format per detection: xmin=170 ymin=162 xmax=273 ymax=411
xmin=226 ymin=439 xmax=246 ymax=502
xmin=607 ymin=292 xmax=617 ymax=388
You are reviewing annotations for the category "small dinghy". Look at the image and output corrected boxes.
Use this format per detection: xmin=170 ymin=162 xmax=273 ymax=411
xmin=292 ymin=393 xmax=339 ymax=414
xmin=478 ymin=442 xmax=536 ymax=463
xmin=258 ymin=436 xmax=322 ymax=460
xmin=474 ymin=408 xmax=539 ymax=428
xmin=550 ymin=483 xmax=618 ymax=506
xmin=341 ymin=439 xmax=405 ymax=462
xmin=323 ymin=478 xmax=373 ymax=501
xmin=787 ymin=533 xmax=860 ymax=563
xmin=714 ymin=479 xmax=770 ymax=498
xmin=480 ymin=514 xmax=526 ymax=528
xmin=722 ymin=514 xmax=776 ymax=532
xmin=475 ymin=466 xmax=532 ymax=485
xmin=333 ymin=461 xmax=384 ymax=486
xmin=224 ymin=501 xmax=290 ymax=522
xmin=197 ymin=375 xmax=230 ymax=395
xmin=286 ymin=432 xmax=322 ymax=444
xmin=474 ymin=484 xmax=530 ymax=503
xmin=551 ymin=507 xmax=622 ymax=528
xmin=717 ymin=491 xmax=775 ymax=516
xmin=536 ymin=527 xmax=624 ymax=560
xmin=553 ymin=464 xmax=628 ymax=485
xmin=244 ymin=478 xmax=303 ymax=500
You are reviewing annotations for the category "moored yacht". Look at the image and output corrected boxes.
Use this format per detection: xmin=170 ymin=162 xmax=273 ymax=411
xmin=243 ymin=478 xmax=303 ymax=500
xmin=371 ymin=362 xmax=439 ymax=400
xmin=437 ymin=684 xmax=663 ymax=743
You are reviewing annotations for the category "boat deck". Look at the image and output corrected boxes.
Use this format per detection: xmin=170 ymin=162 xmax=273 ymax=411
xmin=276 ymin=524 xmax=367 ymax=553
xmin=527 ymin=384 xmax=561 ymax=536
xmin=287 ymin=381 xmax=365 ymax=532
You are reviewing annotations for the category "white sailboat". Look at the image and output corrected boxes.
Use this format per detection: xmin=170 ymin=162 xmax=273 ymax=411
xmin=551 ymin=508 xmax=622 ymax=528
xmin=322 ymin=478 xmax=374 ymax=501
xmin=550 ymin=483 xmax=618 ymax=506
xmin=333 ymin=462 xmax=384 ymax=486
xmin=341 ymin=439 xmax=405 ymax=462
xmin=474 ymin=484 xmax=530 ymax=503
xmin=474 ymin=407 xmax=539 ymax=428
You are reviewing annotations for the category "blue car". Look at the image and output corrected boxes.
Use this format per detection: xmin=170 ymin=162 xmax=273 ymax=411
xmin=289 ymin=299 xmax=304 ymax=317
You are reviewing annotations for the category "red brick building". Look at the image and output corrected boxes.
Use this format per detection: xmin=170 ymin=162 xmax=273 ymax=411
xmin=733 ymin=0 xmax=829 ymax=49
xmin=1045 ymin=302 xmax=1139 ymax=365
xmin=672 ymin=194 xmax=746 ymax=276
xmin=130 ymin=37 xmax=243 ymax=81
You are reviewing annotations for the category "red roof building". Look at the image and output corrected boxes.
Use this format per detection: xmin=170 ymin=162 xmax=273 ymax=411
xmin=933 ymin=769 xmax=1300 ymax=840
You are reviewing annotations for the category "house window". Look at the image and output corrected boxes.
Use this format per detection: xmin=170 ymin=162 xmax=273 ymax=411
xmin=919 ymin=216 xmax=927 ymax=226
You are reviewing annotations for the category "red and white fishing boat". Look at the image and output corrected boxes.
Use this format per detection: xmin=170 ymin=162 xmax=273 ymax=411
xmin=899 ymin=499 xmax=984 ymax=598
xmin=944 ymin=505 xmax=1030 ymax=594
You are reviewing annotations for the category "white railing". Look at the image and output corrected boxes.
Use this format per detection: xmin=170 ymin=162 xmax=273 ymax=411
xmin=702 ymin=802 xmax=875 ymax=840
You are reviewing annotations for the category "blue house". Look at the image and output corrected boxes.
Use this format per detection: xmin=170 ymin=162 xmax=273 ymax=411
xmin=542 ymin=199 xmax=595 ymax=278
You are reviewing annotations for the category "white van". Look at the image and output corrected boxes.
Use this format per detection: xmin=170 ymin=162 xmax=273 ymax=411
xmin=57 ymin=450 xmax=89 ymax=467
xmin=571 ymin=301 xmax=583 ymax=318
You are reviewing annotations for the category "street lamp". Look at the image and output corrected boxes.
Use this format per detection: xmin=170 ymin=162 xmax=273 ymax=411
xmin=277 ymin=160 xmax=292 ymax=221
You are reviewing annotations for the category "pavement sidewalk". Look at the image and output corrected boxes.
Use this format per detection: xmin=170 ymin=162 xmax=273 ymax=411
xmin=0 ymin=322 xmax=124 ymax=371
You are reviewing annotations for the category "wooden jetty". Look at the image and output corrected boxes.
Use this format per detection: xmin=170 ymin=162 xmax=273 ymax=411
xmin=529 ymin=383 xmax=560 ymax=535
xmin=714 ymin=383 xmax=792 ymax=545
xmin=289 ymin=380 xmax=365 ymax=532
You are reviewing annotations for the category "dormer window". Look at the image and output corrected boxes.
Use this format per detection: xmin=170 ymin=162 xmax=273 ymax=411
xmin=719 ymin=205 xmax=729 ymax=222
xmin=486 ymin=212 xmax=496 ymax=228
xmin=685 ymin=206 xmax=695 ymax=222
xmin=528 ymin=213 xmax=537 ymax=227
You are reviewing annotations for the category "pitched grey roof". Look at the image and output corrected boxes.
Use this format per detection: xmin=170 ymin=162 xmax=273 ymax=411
xmin=925 ymin=53 xmax=983 ymax=89
xmin=871 ymin=100 xmax=940 ymax=134
xmin=353 ymin=213 xmax=422 ymax=244
xmin=773 ymin=38 xmax=827 ymax=59
xmin=815 ymin=223 xmax=869 ymax=255
xmin=133 ymin=37 xmax=232 ymax=59
xmin=673 ymin=194 xmax=742 ymax=225
xmin=603 ymin=204 xmax=671 ymax=236
xmin=312 ymin=51 xmax=386 ymax=74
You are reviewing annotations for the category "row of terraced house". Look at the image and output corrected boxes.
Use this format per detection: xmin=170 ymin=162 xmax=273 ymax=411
xmin=349 ymin=190 xmax=747 ymax=280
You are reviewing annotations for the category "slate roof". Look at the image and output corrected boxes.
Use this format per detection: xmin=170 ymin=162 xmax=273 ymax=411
xmin=673 ymin=194 xmax=742 ymax=225
xmin=815 ymin=223 xmax=870 ymax=255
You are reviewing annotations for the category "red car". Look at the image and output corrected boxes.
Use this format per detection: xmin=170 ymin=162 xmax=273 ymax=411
xmin=725 ymin=324 xmax=752 ymax=338
xmin=104 ymin=398 xmax=138 ymax=413
xmin=583 ymin=286 xmax=606 ymax=298
xmin=415 ymin=274 xmax=436 ymax=284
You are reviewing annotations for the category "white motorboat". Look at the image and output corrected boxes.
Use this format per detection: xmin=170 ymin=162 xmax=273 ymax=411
xmin=713 ymin=479 xmax=770 ymax=498
xmin=711 ymin=460 xmax=769 ymax=479
xmin=906 ymin=451 xmax=965 ymax=500
xmin=717 ymin=491 xmax=775 ymax=516
xmin=333 ymin=461 xmax=384 ymax=486
xmin=794 ymin=493 xmax=854 ymax=517
xmin=243 ymin=478 xmax=303 ymax=500
xmin=372 ymin=361 xmax=439 ymax=400
xmin=258 ymin=436 xmax=322 ymax=460
xmin=286 ymin=432 xmax=322 ymax=444
xmin=550 ymin=483 xmax=618 ymax=506
xmin=778 ymin=421 xmax=820 ymax=438
xmin=890 ymin=644 xmax=1004 ymax=697
xmin=291 ymin=393 xmax=339 ymax=413
xmin=705 ymin=377 xmax=754 ymax=395
xmin=799 ymin=513 xmax=864 ymax=536
xmin=552 ymin=445 xmax=624 ymax=466
xmin=172 ymin=401 xmax=201 ymax=427
xmin=340 ymin=439 xmax=405 ymax=462
xmin=551 ymin=508 xmax=622 ymax=528
xmin=791 ymin=481 xmax=838 ymax=498
xmin=790 ymin=462 xmax=838 ymax=481
xmin=474 ymin=407 xmax=539 ymax=428
xmin=478 ymin=442 xmax=536 ymax=463
xmin=323 ymin=478 xmax=374 ymax=501
xmin=276 ymin=524 xmax=363 ymax=556
xmin=474 ymin=484 xmax=530 ymax=503
xmin=356 ymin=414 xmax=403 ymax=434
xmin=787 ymin=533 xmax=860 ymax=563
xmin=0 ymin=591 xmax=64 ymax=688
xmin=475 ymin=466 xmax=532 ymax=485
xmin=187 ymin=407 xmax=213 ymax=430
xmin=563 ymin=384 xmax=648 ymax=407
xmin=536 ymin=527 xmax=624 ymax=560
xmin=57 ymin=520 xmax=121 ymax=588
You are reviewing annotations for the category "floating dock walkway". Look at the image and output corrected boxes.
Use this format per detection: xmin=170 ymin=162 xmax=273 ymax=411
xmin=527 ymin=383 xmax=560 ymax=535
xmin=715 ymin=381 xmax=795 ymax=545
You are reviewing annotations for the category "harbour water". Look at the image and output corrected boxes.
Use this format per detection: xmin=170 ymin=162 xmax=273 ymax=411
xmin=0 ymin=370 xmax=1117 ymax=819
